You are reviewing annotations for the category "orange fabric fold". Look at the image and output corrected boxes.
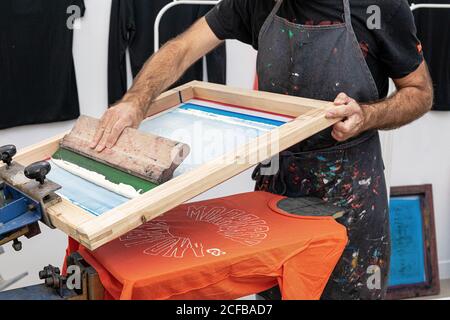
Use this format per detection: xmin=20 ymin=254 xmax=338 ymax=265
xmin=66 ymin=191 xmax=347 ymax=300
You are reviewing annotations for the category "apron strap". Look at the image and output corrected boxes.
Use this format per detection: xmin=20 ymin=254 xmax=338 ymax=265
xmin=270 ymin=0 xmax=284 ymax=19
xmin=343 ymin=0 xmax=352 ymax=29
xmin=258 ymin=0 xmax=284 ymax=44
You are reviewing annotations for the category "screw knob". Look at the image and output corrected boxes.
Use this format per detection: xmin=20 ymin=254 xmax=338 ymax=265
xmin=24 ymin=161 xmax=51 ymax=185
xmin=0 ymin=145 xmax=17 ymax=167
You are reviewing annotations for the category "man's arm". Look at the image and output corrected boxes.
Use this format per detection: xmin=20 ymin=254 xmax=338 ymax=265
xmin=326 ymin=61 xmax=433 ymax=142
xmin=91 ymin=17 xmax=222 ymax=152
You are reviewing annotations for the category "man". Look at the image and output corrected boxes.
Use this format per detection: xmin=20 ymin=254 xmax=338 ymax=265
xmin=91 ymin=0 xmax=433 ymax=299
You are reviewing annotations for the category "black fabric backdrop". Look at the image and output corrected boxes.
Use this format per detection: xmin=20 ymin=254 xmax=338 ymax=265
xmin=409 ymin=0 xmax=450 ymax=111
xmin=0 ymin=0 xmax=84 ymax=129
xmin=108 ymin=0 xmax=227 ymax=106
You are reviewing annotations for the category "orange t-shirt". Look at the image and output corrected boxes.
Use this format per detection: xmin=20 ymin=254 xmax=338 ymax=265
xmin=75 ymin=191 xmax=347 ymax=300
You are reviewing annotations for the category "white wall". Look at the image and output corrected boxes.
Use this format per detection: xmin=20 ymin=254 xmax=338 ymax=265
xmin=390 ymin=113 xmax=450 ymax=279
xmin=1 ymin=0 xmax=449 ymax=292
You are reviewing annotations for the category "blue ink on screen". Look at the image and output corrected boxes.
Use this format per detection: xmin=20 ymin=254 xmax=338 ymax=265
xmin=388 ymin=196 xmax=426 ymax=286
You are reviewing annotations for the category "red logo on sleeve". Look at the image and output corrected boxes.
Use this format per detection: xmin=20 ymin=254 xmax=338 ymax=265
xmin=416 ymin=42 xmax=423 ymax=54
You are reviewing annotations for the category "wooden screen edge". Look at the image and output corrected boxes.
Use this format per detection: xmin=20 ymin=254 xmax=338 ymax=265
xmin=146 ymin=84 xmax=195 ymax=117
xmin=77 ymin=107 xmax=340 ymax=250
xmin=12 ymin=133 xmax=66 ymax=166
xmin=151 ymin=81 xmax=333 ymax=118
xmin=190 ymin=81 xmax=333 ymax=116
xmin=47 ymin=201 xmax=95 ymax=247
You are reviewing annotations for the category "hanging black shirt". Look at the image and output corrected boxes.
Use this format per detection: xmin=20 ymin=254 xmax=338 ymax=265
xmin=0 ymin=0 xmax=85 ymax=130
xmin=206 ymin=0 xmax=424 ymax=99
xmin=108 ymin=0 xmax=227 ymax=106
xmin=408 ymin=0 xmax=450 ymax=111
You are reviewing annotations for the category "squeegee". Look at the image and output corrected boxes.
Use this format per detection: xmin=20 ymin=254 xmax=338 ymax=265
xmin=51 ymin=115 xmax=190 ymax=198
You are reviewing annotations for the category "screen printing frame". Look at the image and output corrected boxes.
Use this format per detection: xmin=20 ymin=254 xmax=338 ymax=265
xmin=11 ymin=81 xmax=340 ymax=250
xmin=386 ymin=184 xmax=440 ymax=300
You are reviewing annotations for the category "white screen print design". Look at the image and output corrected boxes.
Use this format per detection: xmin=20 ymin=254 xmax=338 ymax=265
xmin=119 ymin=206 xmax=270 ymax=258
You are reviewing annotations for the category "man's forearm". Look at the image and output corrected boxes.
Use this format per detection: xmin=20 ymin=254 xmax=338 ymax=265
xmin=362 ymin=86 xmax=433 ymax=131
xmin=90 ymin=18 xmax=221 ymax=151
xmin=121 ymin=38 xmax=190 ymax=115
xmin=362 ymin=63 xmax=433 ymax=131
xmin=119 ymin=18 xmax=221 ymax=117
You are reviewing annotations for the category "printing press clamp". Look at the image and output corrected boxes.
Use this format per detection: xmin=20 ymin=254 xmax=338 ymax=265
xmin=0 ymin=144 xmax=62 ymax=251
xmin=0 ymin=251 xmax=104 ymax=300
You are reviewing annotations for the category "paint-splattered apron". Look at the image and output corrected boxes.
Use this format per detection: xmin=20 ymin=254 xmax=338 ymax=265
xmin=253 ymin=0 xmax=390 ymax=300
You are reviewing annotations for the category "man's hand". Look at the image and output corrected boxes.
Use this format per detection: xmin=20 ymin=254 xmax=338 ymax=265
xmin=90 ymin=102 xmax=145 ymax=152
xmin=326 ymin=62 xmax=433 ymax=139
xmin=326 ymin=92 xmax=366 ymax=142
xmin=325 ymin=62 xmax=432 ymax=142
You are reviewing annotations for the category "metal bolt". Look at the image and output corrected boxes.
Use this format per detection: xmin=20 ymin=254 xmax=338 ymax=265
xmin=12 ymin=239 xmax=22 ymax=251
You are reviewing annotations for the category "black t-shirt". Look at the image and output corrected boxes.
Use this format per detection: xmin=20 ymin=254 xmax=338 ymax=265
xmin=409 ymin=0 xmax=450 ymax=111
xmin=206 ymin=0 xmax=424 ymax=99
xmin=0 ymin=0 xmax=85 ymax=130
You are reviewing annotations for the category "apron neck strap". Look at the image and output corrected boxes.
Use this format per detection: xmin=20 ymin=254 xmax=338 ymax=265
xmin=269 ymin=0 xmax=284 ymax=19
xmin=270 ymin=0 xmax=352 ymax=28
xmin=267 ymin=0 xmax=353 ymax=32
xmin=343 ymin=0 xmax=352 ymax=27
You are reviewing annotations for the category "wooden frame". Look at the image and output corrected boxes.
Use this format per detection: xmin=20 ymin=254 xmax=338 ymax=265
xmin=11 ymin=81 xmax=339 ymax=250
xmin=386 ymin=184 xmax=440 ymax=300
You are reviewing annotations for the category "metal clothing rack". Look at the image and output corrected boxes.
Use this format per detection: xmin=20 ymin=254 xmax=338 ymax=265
xmin=411 ymin=3 xmax=450 ymax=11
xmin=154 ymin=0 xmax=220 ymax=52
